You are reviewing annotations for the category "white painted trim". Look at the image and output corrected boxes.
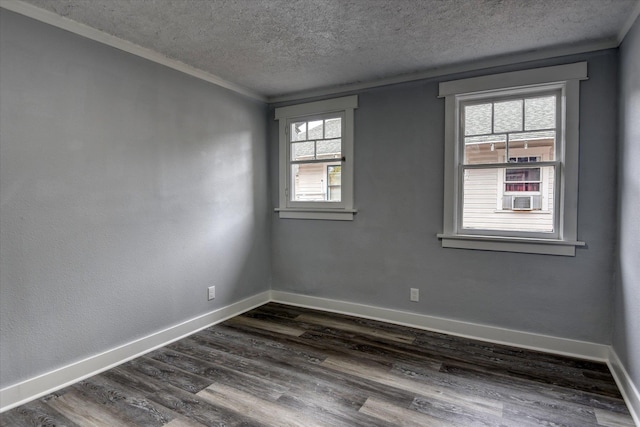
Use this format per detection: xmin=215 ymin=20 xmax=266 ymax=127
xmin=270 ymin=291 xmax=610 ymax=361
xmin=268 ymin=42 xmax=613 ymax=103
xmin=0 ymin=0 xmax=266 ymax=102
xmin=273 ymin=290 xmax=637 ymax=422
xmin=275 ymin=208 xmax=356 ymax=221
xmin=618 ymin=1 xmax=640 ymax=45
xmin=437 ymin=234 xmax=585 ymax=256
xmin=4 ymin=289 xmax=637 ymax=422
xmin=439 ymin=65 xmax=585 ymax=256
xmin=438 ymin=62 xmax=588 ymax=97
xmin=274 ymin=95 xmax=358 ymax=119
xmin=275 ymin=96 xmax=358 ymax=218
xmin=0 ymin=291 xmax=271 ymax=413
xmin=608 ymin=349 xmax=640 ymax=426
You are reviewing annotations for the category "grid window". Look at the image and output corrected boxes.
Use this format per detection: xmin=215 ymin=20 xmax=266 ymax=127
xmin=275 ymin=96 xmax=357 ymax=221
xmin=438 ymin=62 xmax=587 ymax=255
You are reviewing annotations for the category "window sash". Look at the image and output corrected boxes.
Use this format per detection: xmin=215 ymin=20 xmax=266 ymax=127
xmin=455 ymin=86 xmax=562 ymax=239
xmin=457 ymin=162 xmax=561 ymax=238
xmin=439 ymin=63 xmax=586 ymax=255
xmin=460 ymin=89 xmax=561 ymax=165
xmin=287 ymin=113 xmax=345 ymax=206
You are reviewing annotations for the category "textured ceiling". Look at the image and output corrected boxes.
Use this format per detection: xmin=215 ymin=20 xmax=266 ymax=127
xmin=16 ymin=0 xmax=640 ymax=99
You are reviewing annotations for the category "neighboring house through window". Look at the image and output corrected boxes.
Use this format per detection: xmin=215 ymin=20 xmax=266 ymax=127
xmin=438 ymin=63 xmax=587 ymax=255
xmin=275 ymin=96 xmax=358 ymax=220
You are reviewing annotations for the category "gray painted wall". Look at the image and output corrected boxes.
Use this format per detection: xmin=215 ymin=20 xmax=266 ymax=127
xmin=0 ymin=10 xmax=270 ymax=388
xmin=270 ymin=50 xmax=619 ymax=345
xmin=614 ymin=16 xmax=640 ymax=391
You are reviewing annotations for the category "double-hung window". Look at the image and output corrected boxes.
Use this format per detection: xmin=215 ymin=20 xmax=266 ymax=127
xmin=438 ymin=63 xmax=587 ymax=255
xmin=275 ymin=96 xmax=358 ymax=220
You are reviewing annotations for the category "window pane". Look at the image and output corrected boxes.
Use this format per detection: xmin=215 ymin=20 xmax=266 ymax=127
xmin=525 ymin=96 xmax=556 ymax=130
xmin=291 ymin=162 xmax=341 ymax=202
xmin=307 ymin=120 xmax=323 ymax=140
xmin=494 ymin=100 xmax=523 ymax=133
xmin=316 ymin=138 xmax=341 ymax=159
xmin=464 ymin=135 xmax=506 ymax=164
xmin=291 ymin=163 xmax=324 ymax=201
xmin=291 ymin=141 xmax=315 ymax=161
xmin=464 ymin=103 xmax=492 ymax=136
xmin=327 ymin=165 xmax=341 ymax=201
xmin=328 ymin=165 xmax=341 ymax=185
xmin=325 ymin=118 xmax=341 ymax=138
xmin=290 ymin=121 xmax=307 ymax=141
xmin=462 ymin=166 xmax=554 ymax=233
xmin=508 ymin=131 xmax=555 ymax=161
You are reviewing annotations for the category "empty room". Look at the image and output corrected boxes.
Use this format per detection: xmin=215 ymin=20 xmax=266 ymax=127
xmin=1 ymin=0 xmax=639 ymax=425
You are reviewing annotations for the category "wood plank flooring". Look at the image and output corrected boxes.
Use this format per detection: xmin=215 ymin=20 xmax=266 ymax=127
xmin=1 ymin=303 xmax=635 ymax=426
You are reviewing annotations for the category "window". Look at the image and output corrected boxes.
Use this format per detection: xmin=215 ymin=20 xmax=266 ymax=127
xmin=327 ymin=165 xmax=341 ymax=201
xmin=275 ymin=95 xmax=358 ymax=220
xmin=438 ymin=63 xmax=587 ymax=256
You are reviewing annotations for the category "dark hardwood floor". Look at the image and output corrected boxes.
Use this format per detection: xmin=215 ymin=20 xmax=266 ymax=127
xmin=1 ymin=303 xmax=635 ymax=426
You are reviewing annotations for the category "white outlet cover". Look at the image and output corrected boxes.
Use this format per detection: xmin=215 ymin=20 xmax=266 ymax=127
xmin=208 ymin=286 xmax=215 ymax=300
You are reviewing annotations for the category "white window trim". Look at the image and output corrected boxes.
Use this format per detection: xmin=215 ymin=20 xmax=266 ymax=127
xmin=437 ymin=62 xmax=587 ymax=256
xmin=275 ymin=95 xmax=358 ymax=220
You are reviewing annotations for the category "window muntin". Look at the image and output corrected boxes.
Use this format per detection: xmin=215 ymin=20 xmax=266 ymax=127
xmin=438 ymin=62 xmax=586 ymax=255
xmin=275 ymin=95 xmax=357 ymax=220
xmin=462 ymin=93 xmax=558 ymax=165
xmin=459 ymin=89 xmax=560 ymax=237
xmin=288 ymin=113 xmax=344 ymax=202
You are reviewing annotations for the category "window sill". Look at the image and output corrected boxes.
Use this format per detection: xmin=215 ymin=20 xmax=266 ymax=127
xmin=492 ymin=210 xmax=552 ymax=214
xmin=275 ymin=208 xmax=357 ymax=221
xmin=436 ymin=233 xmax=585 ymax=256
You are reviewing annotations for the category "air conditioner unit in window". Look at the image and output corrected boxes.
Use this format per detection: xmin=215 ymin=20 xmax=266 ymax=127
xmin=512 ymin=196 xmax=533 ymax=210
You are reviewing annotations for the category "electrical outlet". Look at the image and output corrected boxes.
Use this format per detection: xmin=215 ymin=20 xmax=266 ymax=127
xmin=208 ymin=286 xmax=216 ymax=301
xmin=410 ymin=288 xmax=419 ymax=302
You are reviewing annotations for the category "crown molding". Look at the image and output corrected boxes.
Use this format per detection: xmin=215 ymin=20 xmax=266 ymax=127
xmin=0 ymin=0 xmax=267 ymax=102
xmin=268 ymin=39 xmax=618 ymax=104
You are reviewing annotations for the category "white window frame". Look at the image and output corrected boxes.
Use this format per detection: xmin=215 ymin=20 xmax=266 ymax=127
xmin=437 ymin=63 xmax=587 ymax=256
xmin=275 ymin=95 xmax=358 ymax=220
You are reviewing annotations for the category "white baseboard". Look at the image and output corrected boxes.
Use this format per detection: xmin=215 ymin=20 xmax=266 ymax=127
xmin=608 ymin=349 xmax=640 ymax=426
xmin=0 ymin=291 xmax=271 ymax=413
xmin=271 ymin=291 xmax=640 ymax=424
xmin=3 ymin=289 xmax=637 ymax=424
xmin=270 ymin=291 xmax=610 ymax=361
